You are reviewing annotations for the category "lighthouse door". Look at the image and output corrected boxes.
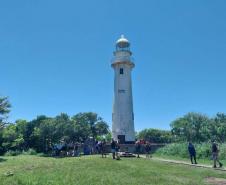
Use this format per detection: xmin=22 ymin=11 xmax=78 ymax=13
xmin=118 ymin=135 xmax=125 ymax=144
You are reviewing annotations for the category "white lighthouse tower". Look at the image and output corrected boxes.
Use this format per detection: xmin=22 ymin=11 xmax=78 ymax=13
xmin=111 ymin=35 xmax=135 ymax=144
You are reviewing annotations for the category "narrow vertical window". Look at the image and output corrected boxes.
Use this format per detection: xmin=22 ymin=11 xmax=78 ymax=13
xmin=120 ymin=68 xmax=124 ymax=74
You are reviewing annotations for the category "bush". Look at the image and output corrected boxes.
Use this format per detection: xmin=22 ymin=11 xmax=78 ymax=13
xmin=4 ymin=150 xmax=21 ymax=156
xmin=219 ymin=143 xmax=226 ymax=159
xmin=155 ymin=143 xmax=188 ymax=158
xmin=195 ymin=143 xmax=211 ymax=159
xmin=22 ymin=148 xmax=37 ymax=155
xmin=4 ymin=149 xmax=38 ymax=156
xmin=36 ymin=153 xmax=49 ymax=157
xmin=155 ymin=142 xmax=226 ymax=160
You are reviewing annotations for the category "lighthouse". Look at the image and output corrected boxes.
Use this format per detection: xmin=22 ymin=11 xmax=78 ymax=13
xmin=111 ymin=35 xmax=135 ymax=144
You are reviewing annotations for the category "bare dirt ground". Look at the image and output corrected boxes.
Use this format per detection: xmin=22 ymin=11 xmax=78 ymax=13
xmin=205 ymin=177 xmax=226 ymax=185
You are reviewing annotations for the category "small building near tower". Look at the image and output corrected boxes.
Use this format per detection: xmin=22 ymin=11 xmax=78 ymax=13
xmin=111 ymin=35 xmax=135 ymax=144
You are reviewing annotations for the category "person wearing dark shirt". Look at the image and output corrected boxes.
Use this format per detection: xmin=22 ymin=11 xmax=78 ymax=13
xmin=115 ymin=140 xmax=121 ymax=160
xmin=99 ymin=140 xmax=107 ymax=158
xmin=111 ymin=139 xmax=116 ymax=159
xmin=74 ymin=143 xmax=79 ymax=157
xmin=135 ymin=140 xmax=141 ymax=158
xmin=145 ymin=142 xmax=152 ymax=158
xmin=188 ymin=142 xmax=197 ymax=164
xmin=212 ymin=141 xmax=223 ymax=168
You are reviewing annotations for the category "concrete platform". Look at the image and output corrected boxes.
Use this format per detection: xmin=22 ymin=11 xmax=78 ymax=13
xmin=119 ymin=151 xmax=136 ymax=157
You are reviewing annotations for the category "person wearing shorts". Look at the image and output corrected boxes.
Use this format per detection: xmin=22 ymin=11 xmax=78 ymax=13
xmin=212 ymin=141 xmax=223 ymax=168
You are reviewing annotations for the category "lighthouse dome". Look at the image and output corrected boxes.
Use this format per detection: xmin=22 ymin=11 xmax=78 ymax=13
xmin=116 ymin=35 xmax=130 ymax=48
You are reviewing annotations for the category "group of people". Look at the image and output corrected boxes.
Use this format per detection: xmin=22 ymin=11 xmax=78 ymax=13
xmin=95 ymin=139 xmax=153 ymax=159
xmin=135 ymin=140 xmax=152 ymax=158
xmin=188 ymin=141 xmax=223 ymax=168
xmin=52 ymin=142 xmax=80 ymax=157
xmin=96 ymin=139 xmax=121 ymax=159
xmin=53 ymin=139 xmax=223 ymax=169
xmin=108 ymin=139 xmax=152 ymax=160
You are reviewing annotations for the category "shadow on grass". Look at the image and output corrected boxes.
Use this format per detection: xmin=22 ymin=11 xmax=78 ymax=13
xmin=0 ymin=158 xmax=7 ymax=162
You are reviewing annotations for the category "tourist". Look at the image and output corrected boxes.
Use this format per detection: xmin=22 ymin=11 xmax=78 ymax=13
xmin=212 ymin=141 xmax=223 ymax=168
xmin=100 ymin=140 xmax=107 ymax=158
xmin=74 ymin=142 xmax=79 ymax=157
xmin=95 ymin=141 xmax=99 ymax=154
xmin=135 ymin=140 xmax=141 ymax=158
xmin=98 ymin=141 xmax=103 ymax=157
xmin=188 ymin=142 xmax=197 ymax=164
xmin=115 ymin=140 xmax=121 ymax=160
xmin=145 ymin=142 xmax=152 ymax=158
xmin=111 ymin=139 xmax=116 ymax=159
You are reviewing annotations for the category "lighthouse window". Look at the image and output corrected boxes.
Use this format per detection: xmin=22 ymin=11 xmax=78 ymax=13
xmin=120 ymin=68 xmax=124 ymax=74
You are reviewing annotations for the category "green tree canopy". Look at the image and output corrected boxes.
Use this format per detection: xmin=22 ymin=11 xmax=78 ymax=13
xmin=0 ymin=112 xmax=110 ymax=153
xmin=170 ymin=112 xmax=226 ymax=143
xmin=138 ymin=128 xmax=172 ymax=143
xmin=0 ymin=96 xmax=11 ymax=128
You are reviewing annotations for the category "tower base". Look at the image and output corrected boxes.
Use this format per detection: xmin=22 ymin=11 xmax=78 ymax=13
xmin=116 ymin=135 xmax=135 ymax=144
xmin=124 ymin=141 xmax=135 ymax=144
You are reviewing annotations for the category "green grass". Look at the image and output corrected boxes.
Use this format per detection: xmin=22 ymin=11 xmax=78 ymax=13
xmin=0 ymin=155 xmax=226 ymax=185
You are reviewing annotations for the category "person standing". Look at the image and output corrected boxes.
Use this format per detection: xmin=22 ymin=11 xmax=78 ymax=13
xmin=212 ymin=141 xmax=223 ymax=168
xmin=100 ymin=140 xmax=107 ymax=158
xmin=135 ymin=140 xmax=141 ymax=158
xmin=115 ymin=140 xmax=121 ymax=160
xmin=188 ymin=142 xmax=197 ymax=164
xmin=145 ymin=142 xmax=152 ymax=158
xmin=111 ymin=139 xmax=116 ymax=159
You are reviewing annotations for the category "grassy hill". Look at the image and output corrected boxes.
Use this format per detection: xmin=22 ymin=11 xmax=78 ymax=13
xmin=0 ymin=155 xmax=225 ymax=185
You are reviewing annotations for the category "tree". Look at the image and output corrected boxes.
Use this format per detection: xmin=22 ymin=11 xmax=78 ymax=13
xmin=27 ymin=115 xmax=51 ymax=150
xmin=72 ymin=112 xmax=109 ymax=140
xmin=0 ymin=111 xmax=110 ymax=153
xmin=54 ymin=113 xmax=72 ymax=141
xmin=73 ymin=112 xmax=98 ymax=138
xmin=0 ymin=96 xmax=11 ymax=129
xmin=213 ymin=113 xmax=226 ymax=142
xmin=2 ymin=124 xmax=21 ymax=150
xmin=170 ymin=112 xmax=211 ymax=142
xmin=38 ymin=118 xmax=56 ymax=152
xmin=15 ymin=119 xmax=29 ymax=150
xmin=138 ymin=128 xmax=172 ymax=143
xmin=94 ymin=121 xmax=109 ymax=137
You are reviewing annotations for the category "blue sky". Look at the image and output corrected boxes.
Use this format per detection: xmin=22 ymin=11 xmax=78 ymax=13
xmin=0 ymin=0 xmax=226 ymax=131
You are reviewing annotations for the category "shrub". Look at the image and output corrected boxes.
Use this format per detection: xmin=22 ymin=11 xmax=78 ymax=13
xmin=155 ymin=143 xmax=188 ymax=158
xmin=37 ymin=153 xmax=48 ymax=157
xmin=195 ymin=143 xmax=211 ymax=159
xmin=219 ymin=143 xmax=226 ymax=159
xmin=4 ymin=150 xmax=21 ymax=156
xmin=22 ymin=148 xmax=37 ymax=155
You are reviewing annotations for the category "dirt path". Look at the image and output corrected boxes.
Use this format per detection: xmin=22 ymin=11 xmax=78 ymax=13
xmin=205 ymin=177 xmax=226 ymax=185
xmin=140 ymin=156 xmax=226 ymax=171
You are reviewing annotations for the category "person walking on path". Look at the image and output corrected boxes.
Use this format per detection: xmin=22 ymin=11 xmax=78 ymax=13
xmin=212 ymin=141 xmax=223 ymax=168
xmin=188 ymin=142 xmax=197 ymax=164
xmin=111 ymin=139 xmax=116 ymax=159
